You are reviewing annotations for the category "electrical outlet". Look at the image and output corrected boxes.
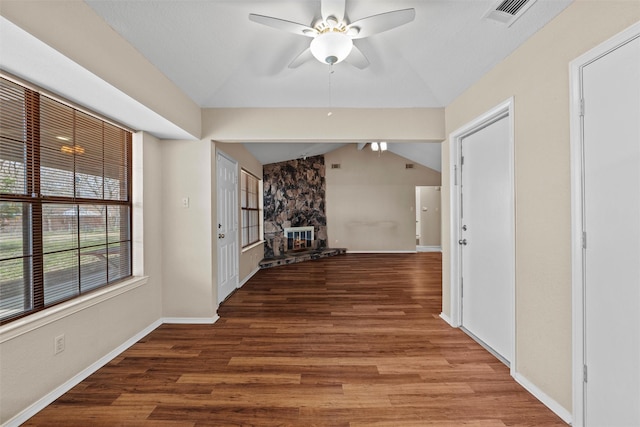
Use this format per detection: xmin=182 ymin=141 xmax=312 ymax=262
xmin=182 ymin=197 xmax=190 ymax=208
xmin=54 ymin=334 xmax=65 ymax=355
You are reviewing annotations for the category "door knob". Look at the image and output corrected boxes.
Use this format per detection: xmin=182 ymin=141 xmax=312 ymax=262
xmin=218 ymin=233 xmax=225 ymax=239
xmin=458 ymin=239 xmax=467 ymax=245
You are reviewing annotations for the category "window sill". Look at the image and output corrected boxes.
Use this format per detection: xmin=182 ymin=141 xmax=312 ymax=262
xmin=0 ymin=276 xmax=149 ymax=344
xmin=242 ymin=240 xmax=265 ymax=253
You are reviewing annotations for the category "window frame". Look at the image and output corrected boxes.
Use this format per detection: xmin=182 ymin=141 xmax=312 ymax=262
xmin=240 ymin=169 xmax=262 ymax=248
xmin=0 ymin=76 xmax=133 ymax=325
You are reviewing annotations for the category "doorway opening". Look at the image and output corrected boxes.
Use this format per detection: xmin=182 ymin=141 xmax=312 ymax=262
xmin=415 ymin=186 xmax=441 ymax=252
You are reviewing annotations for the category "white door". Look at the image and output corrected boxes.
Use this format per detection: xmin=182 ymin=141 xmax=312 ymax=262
xmin=460 ymin=114 xmax=513 ymax=363
xmin=582 ymin=35 xmax=640 ymax=427
xmin=217 ymin=152 xmax=239 ymax=304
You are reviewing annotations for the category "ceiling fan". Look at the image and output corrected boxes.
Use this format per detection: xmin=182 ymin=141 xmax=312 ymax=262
xmin=249 ymin=0 xmax=415 ymax=69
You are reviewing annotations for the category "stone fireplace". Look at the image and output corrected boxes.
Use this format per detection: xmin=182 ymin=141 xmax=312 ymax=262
xmin=263 ymin=156 xmax=327 ymax=258
xmin=284 ymin=226 xmax=314 ymax=252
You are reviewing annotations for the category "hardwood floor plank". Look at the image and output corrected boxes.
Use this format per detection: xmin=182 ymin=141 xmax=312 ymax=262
xmin=177 ymin=373 xmax=302 ymax=385
xmin=23 ymin=253 xmax=567 ymax=426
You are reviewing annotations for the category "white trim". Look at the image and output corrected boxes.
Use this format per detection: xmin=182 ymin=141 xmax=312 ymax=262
xmin=2 ymin=318 xmax=163 ymax=427
xmin=132 ymin=132 xmax=145 ymax=277
xmin=1 ymin=132 xmax=147 ymax=342
xmin=514 ymin=373 xmax=573 ymax=425
xmin=241 ymin=240 xmax=264 ymax=253
xmin=448 ymin=97 xmax=516 ymax=376
xmin=239 ymin=267 xmax=260 ymax=288
xmin=0 ymin=276 xmax=148 ymax=344
xmin=416 ymin=246 xmax=442 ymax=252
xmin=162 ymin=316 xmax=219 ymax=325
xmin=569 ymin=20 xmax=640 ymax=427
xmin=216 ymin=149 xmax=240 ymax=304
xmin=439 ymin=312 xmax=454 ymax=326
xmin=346 ymin=250 xmax=417 ymax=254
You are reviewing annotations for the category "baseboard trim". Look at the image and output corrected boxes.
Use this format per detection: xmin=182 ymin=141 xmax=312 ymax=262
xmin=417 ymin=246 xmax=442 ymax=252
xmin=513 ymin=372 xmax=573 ymax=425
xmin=3 ymin=316 xmax=224 ymax=426
xmin=238 ymin=267 xmax=260 ymax=288
xmin=162 ymin=316 xmax=219 ymax=324
xmin=439 ymin=312 xmax=454 ymax=326
xmin=346 ymin=250 xmax=417 ymax=254
xmin=3 ymin=318 xmax=163 ymax=427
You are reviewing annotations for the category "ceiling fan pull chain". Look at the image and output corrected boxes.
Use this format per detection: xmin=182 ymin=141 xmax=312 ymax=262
xmin=328 ymin=64 xmax=334 ymax=117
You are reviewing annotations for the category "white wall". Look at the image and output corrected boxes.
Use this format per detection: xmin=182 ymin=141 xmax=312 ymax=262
xmin=0 ymin=132 xmax=164 ymax=424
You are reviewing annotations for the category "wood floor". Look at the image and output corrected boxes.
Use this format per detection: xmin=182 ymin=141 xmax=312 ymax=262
xmin=25 ymin=253 xmax=567 ymax=426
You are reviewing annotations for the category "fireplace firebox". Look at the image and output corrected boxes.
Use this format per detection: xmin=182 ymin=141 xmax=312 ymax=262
xmin=284 ymin=226 xmax=314 ymax=252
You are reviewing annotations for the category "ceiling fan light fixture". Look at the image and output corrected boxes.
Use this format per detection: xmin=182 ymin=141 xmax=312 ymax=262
xmin=371 ymin=142 xmax=379 ymax=151
xmin=310 ymin=32 xmax=353 ymax=65
xmin=380 ymin=142 xmax=388 ymax=151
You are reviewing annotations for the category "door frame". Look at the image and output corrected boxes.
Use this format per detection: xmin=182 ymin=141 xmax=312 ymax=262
xmin=448 ymin=97 xmax=516 ymax=375
xmin=569 ymin=21 xmax=640 ymax=427
xmin=216 ymin=149 xmax=239 ymax=304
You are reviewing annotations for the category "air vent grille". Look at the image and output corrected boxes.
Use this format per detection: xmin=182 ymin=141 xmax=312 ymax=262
xmin=405 ymin=164 xmax=414 ymax=169
xmin=496 ymin=0 xmax=529 ymax=16
xmin=331 ymin=164 xmax=341 ymax=169
xmin=484 ymin=0 xmax=537 ymax=26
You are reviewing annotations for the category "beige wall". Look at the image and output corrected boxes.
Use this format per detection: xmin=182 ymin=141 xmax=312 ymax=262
xmin=160 ymin=139 xmax=216 ymax=318
xmin=158 ymin=114 xmax=267 ymax=320
xmin=441 ymin=0 xmax=640 ymax=412
xmin=202 ymin=108 xmax=444 ymax=143
xmin=325 ymin=145 xmax=440 ymax=252
xmin=0 ymin=132 xmax=164 ymax=423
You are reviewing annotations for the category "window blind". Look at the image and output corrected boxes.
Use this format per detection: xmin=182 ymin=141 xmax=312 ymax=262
xmin=0 ymin=77 xmax=132 ymax=324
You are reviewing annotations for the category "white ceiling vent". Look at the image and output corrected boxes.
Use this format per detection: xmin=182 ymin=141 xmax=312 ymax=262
xmin=484 ymin=0 xmax=538 ymax=27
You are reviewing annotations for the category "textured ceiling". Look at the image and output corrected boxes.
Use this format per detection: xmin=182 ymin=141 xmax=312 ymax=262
xmin=85 ymin=0 xmax=573 ymax=109
xmin=83 ymin=0 xmax=572 ymax=165
xmin=1 ymin=0 xmax=573 ymax=166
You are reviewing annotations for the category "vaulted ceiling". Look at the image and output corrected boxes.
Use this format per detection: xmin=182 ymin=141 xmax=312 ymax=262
xmin=1 ymin=0 xmax=573 ymax=166
xmin=86 ymin=0 xmax=572 ymax=109
xmin=84 ymin=0 xmax=571 ymax=166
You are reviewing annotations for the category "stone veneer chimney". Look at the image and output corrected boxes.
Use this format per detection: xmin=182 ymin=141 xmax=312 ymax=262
xmin=262 ymin=155 xmax=327 ymax=258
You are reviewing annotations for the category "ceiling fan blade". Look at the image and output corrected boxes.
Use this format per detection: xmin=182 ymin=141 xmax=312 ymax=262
xmin=288 ymin=48 xmax=314 ymax=68
xmin=249 ymin=14 xmax=317 ymax=37
xmin=345 ymin=45 xmax=369 ymax=69
xmin=348 ymin=8 xmax=415 ymax=40
xmin=321 ymin=0 xmax=346 ymax=23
